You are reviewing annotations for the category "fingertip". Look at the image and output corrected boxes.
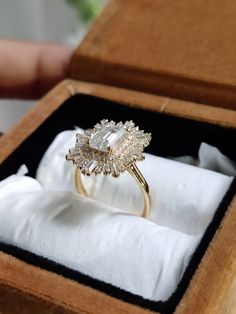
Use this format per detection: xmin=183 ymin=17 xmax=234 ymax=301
xmin=0 ymin=40 xmax=74 ymax=99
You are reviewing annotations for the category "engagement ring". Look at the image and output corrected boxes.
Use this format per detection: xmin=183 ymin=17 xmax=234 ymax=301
xmin=66 ymin=119 xmax=152 ymax=217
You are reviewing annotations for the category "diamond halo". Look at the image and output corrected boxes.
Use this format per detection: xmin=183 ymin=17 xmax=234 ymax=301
xmin=66 ymin=119 xmax=151 ymax=177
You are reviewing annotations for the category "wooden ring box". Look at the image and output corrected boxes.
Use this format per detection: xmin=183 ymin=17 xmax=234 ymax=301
xmin=0 ymin=0 xmax=236 ymax=313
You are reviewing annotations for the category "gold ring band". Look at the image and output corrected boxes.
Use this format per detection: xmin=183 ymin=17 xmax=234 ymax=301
xmin=74 ymin=163 xmax=151 ymax=218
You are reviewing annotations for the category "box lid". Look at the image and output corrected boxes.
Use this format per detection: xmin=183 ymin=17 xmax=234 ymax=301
xmin=70 ymin=0 xmax=236 ymax=111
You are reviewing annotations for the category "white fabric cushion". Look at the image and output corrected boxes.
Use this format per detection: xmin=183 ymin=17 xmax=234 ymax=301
xmin=0 ymin=129 xmax=234 ymax=302
xmin=37 ymin=130 xmax=234 ymax=235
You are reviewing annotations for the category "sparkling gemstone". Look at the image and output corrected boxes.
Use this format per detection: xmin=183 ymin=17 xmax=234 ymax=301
xmin=89 ymin=125 xmax=128 ymax=152
xmin=86 ymin=160 xmax=98 ymax=172
xmin=66 ymin=119 xmax=151 ymax=176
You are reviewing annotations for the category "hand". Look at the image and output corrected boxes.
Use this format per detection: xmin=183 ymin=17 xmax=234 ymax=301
xmin=0 ymin=39 xmax=72 ymax=99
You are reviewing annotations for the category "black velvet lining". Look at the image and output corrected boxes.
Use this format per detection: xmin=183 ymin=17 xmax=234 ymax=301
xmin=0 ymin=94 xmax=236 ymax=313
xmin=1 ymin=94 xmax=236 ymax=179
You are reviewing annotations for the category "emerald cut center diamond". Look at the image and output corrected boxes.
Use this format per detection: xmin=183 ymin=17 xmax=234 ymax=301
xmin=66 ymin=119 xmax=151 ymax=177
xmin=89 ymin=125 xmax=128 ymax=152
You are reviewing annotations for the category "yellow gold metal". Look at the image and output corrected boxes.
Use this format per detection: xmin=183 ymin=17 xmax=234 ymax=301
xmin=74 ymin=163 xmax=151 ymax=218
xmin=127 ymin=163 xmax=151 ymax=218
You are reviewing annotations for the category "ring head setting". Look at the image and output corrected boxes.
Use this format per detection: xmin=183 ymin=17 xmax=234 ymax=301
xmin=66 ymin=119 xmax=151 ymax=177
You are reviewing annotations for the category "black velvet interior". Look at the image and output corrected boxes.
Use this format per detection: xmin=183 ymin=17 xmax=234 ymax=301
xmin=0 ymin=94 xmax=236 ymax=314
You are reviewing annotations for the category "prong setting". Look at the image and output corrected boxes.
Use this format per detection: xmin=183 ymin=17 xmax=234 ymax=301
xmin=66 ymin=120 xmax=151 ymax=177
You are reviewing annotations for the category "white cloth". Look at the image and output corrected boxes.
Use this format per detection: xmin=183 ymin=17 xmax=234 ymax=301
xmin=174 ymin=142 xmax=236 ymax=176
xmin=0 ymin=129 xmax=234 ymax=302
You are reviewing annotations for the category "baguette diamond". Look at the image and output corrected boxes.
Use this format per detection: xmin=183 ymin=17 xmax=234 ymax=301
xmin=66 ymin=119 xmax=151 ymax=177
